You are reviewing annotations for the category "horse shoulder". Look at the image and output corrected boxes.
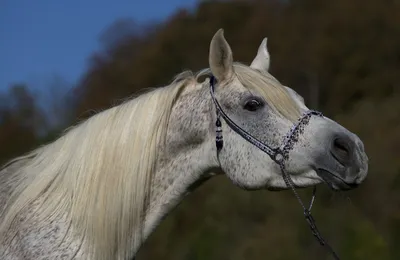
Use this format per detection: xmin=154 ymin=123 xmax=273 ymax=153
xmin=0 ymin=162 xmax=87 ymax=259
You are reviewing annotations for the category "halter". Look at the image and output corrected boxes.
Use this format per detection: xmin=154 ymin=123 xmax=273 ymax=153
xmin=209 ymin=76 xmax=340 ymax=260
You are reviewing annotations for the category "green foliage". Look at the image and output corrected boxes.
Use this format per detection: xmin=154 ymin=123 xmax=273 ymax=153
xmin=1 ymin=0 xmax=399 ymax=258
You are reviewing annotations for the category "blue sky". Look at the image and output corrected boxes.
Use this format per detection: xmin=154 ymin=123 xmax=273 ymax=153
xmin=0 ymin=0 xmax=198 ymax=93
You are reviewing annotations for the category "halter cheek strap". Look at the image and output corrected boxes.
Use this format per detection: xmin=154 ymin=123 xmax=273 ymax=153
xmin=209 ymin=76 xmax=340 ymax=260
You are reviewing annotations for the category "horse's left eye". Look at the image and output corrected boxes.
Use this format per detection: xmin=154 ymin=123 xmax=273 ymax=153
xmin=243 ymin=98 xmax=264 ymax=111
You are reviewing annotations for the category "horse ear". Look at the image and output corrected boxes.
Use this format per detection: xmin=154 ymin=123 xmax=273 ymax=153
xmin=250 ymin=38 xmax=270 ymax=72
xmin=209 ymin=29 xmax=234 ymax=82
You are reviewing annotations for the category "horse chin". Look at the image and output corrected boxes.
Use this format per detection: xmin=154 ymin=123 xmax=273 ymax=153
xmin=316 ymin=168 xmax=359 ymax=191
xmin=265 ymin=177 xmax=312 ymax=192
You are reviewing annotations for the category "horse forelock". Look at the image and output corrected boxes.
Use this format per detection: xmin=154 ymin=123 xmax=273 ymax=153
xmin=195 ymin=63 xmax=301 ymax=122
xmin=233 ymin=63 xmax=301 ymax=122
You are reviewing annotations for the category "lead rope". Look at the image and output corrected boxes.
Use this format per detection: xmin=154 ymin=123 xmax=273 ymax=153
xmin=280 ymin=164 xmax=340 ymax=260
xmin=210 ymin=76 xmax=340 ymax=260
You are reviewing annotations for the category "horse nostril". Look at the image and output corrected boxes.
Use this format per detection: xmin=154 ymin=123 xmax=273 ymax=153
xmin=334 ymin=138 xmax=349 ymax=156
xmin=331 ymin=136 xmax=352 ymax=165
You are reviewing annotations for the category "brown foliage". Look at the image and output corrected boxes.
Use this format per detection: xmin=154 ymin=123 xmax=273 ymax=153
xmin=0 ymin=85 xmax=42 ymax=165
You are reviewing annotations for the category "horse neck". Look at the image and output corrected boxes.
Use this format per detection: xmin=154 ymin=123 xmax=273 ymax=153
xmin=0 ymin=79 xmax=220 ymax=260
xmin=142 ymin=145 xmax=217 ymax=240
xmin=138 ymin=84 xmax=220 ymax=252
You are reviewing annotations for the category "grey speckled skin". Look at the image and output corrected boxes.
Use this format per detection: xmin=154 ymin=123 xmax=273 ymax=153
xmin=0 ymin=29 xmax=368 ymax=259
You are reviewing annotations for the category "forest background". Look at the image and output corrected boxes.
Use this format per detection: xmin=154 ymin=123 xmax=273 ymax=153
xmin=1 ymin=0 xmax=399 ymax=259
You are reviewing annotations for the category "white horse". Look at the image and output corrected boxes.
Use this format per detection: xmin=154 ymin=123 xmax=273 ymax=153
xmin=0 ymin=29 xmax=368 ymax=260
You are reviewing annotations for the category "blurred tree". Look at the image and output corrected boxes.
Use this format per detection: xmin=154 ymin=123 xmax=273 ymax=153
xmin=1 ymin=0 xmax=399 ymax=258
xmin=40 ymin=75 xmax=76 ymax=131
xmin=0 ymin=84 xmax=43 ymax=164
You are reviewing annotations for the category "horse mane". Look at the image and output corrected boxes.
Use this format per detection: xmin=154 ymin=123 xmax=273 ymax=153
xmin=0 ymin=74 xmax=192 ymax=260
xmin=0 ymin=63 xmax=299 ymax=259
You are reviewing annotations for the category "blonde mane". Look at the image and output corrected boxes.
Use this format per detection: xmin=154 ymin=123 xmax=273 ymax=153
xmin=197 ymin=63 xmax=301 ymax=122
xmin=0 ymin=63 xmax=299 ymax=260
xmin=0 ymin=76 xmax=190 ymax=260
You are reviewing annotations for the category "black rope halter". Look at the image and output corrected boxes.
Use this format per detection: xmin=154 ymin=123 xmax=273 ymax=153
xmin=209 ymin=75 xmax=340 ymax=260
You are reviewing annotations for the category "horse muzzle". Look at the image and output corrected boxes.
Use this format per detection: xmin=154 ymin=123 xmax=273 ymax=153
xmin=316 ymin=131 xmax=369 ymax=191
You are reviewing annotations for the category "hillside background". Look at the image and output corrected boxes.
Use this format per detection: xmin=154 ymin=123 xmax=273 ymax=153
xmin=1 ymin=0 xmax=399 ymax=259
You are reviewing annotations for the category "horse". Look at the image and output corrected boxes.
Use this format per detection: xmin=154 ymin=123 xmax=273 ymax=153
xmin=0 ymin=29 xmax=368 ymax=260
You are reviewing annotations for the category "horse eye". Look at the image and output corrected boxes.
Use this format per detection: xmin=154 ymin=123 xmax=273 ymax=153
xmin=243 ymin=98 xmax=264 ymax=111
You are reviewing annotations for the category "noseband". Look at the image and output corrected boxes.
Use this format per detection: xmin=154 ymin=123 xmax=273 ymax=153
xmin=209 ymin=76 xmax=340 ymax=260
